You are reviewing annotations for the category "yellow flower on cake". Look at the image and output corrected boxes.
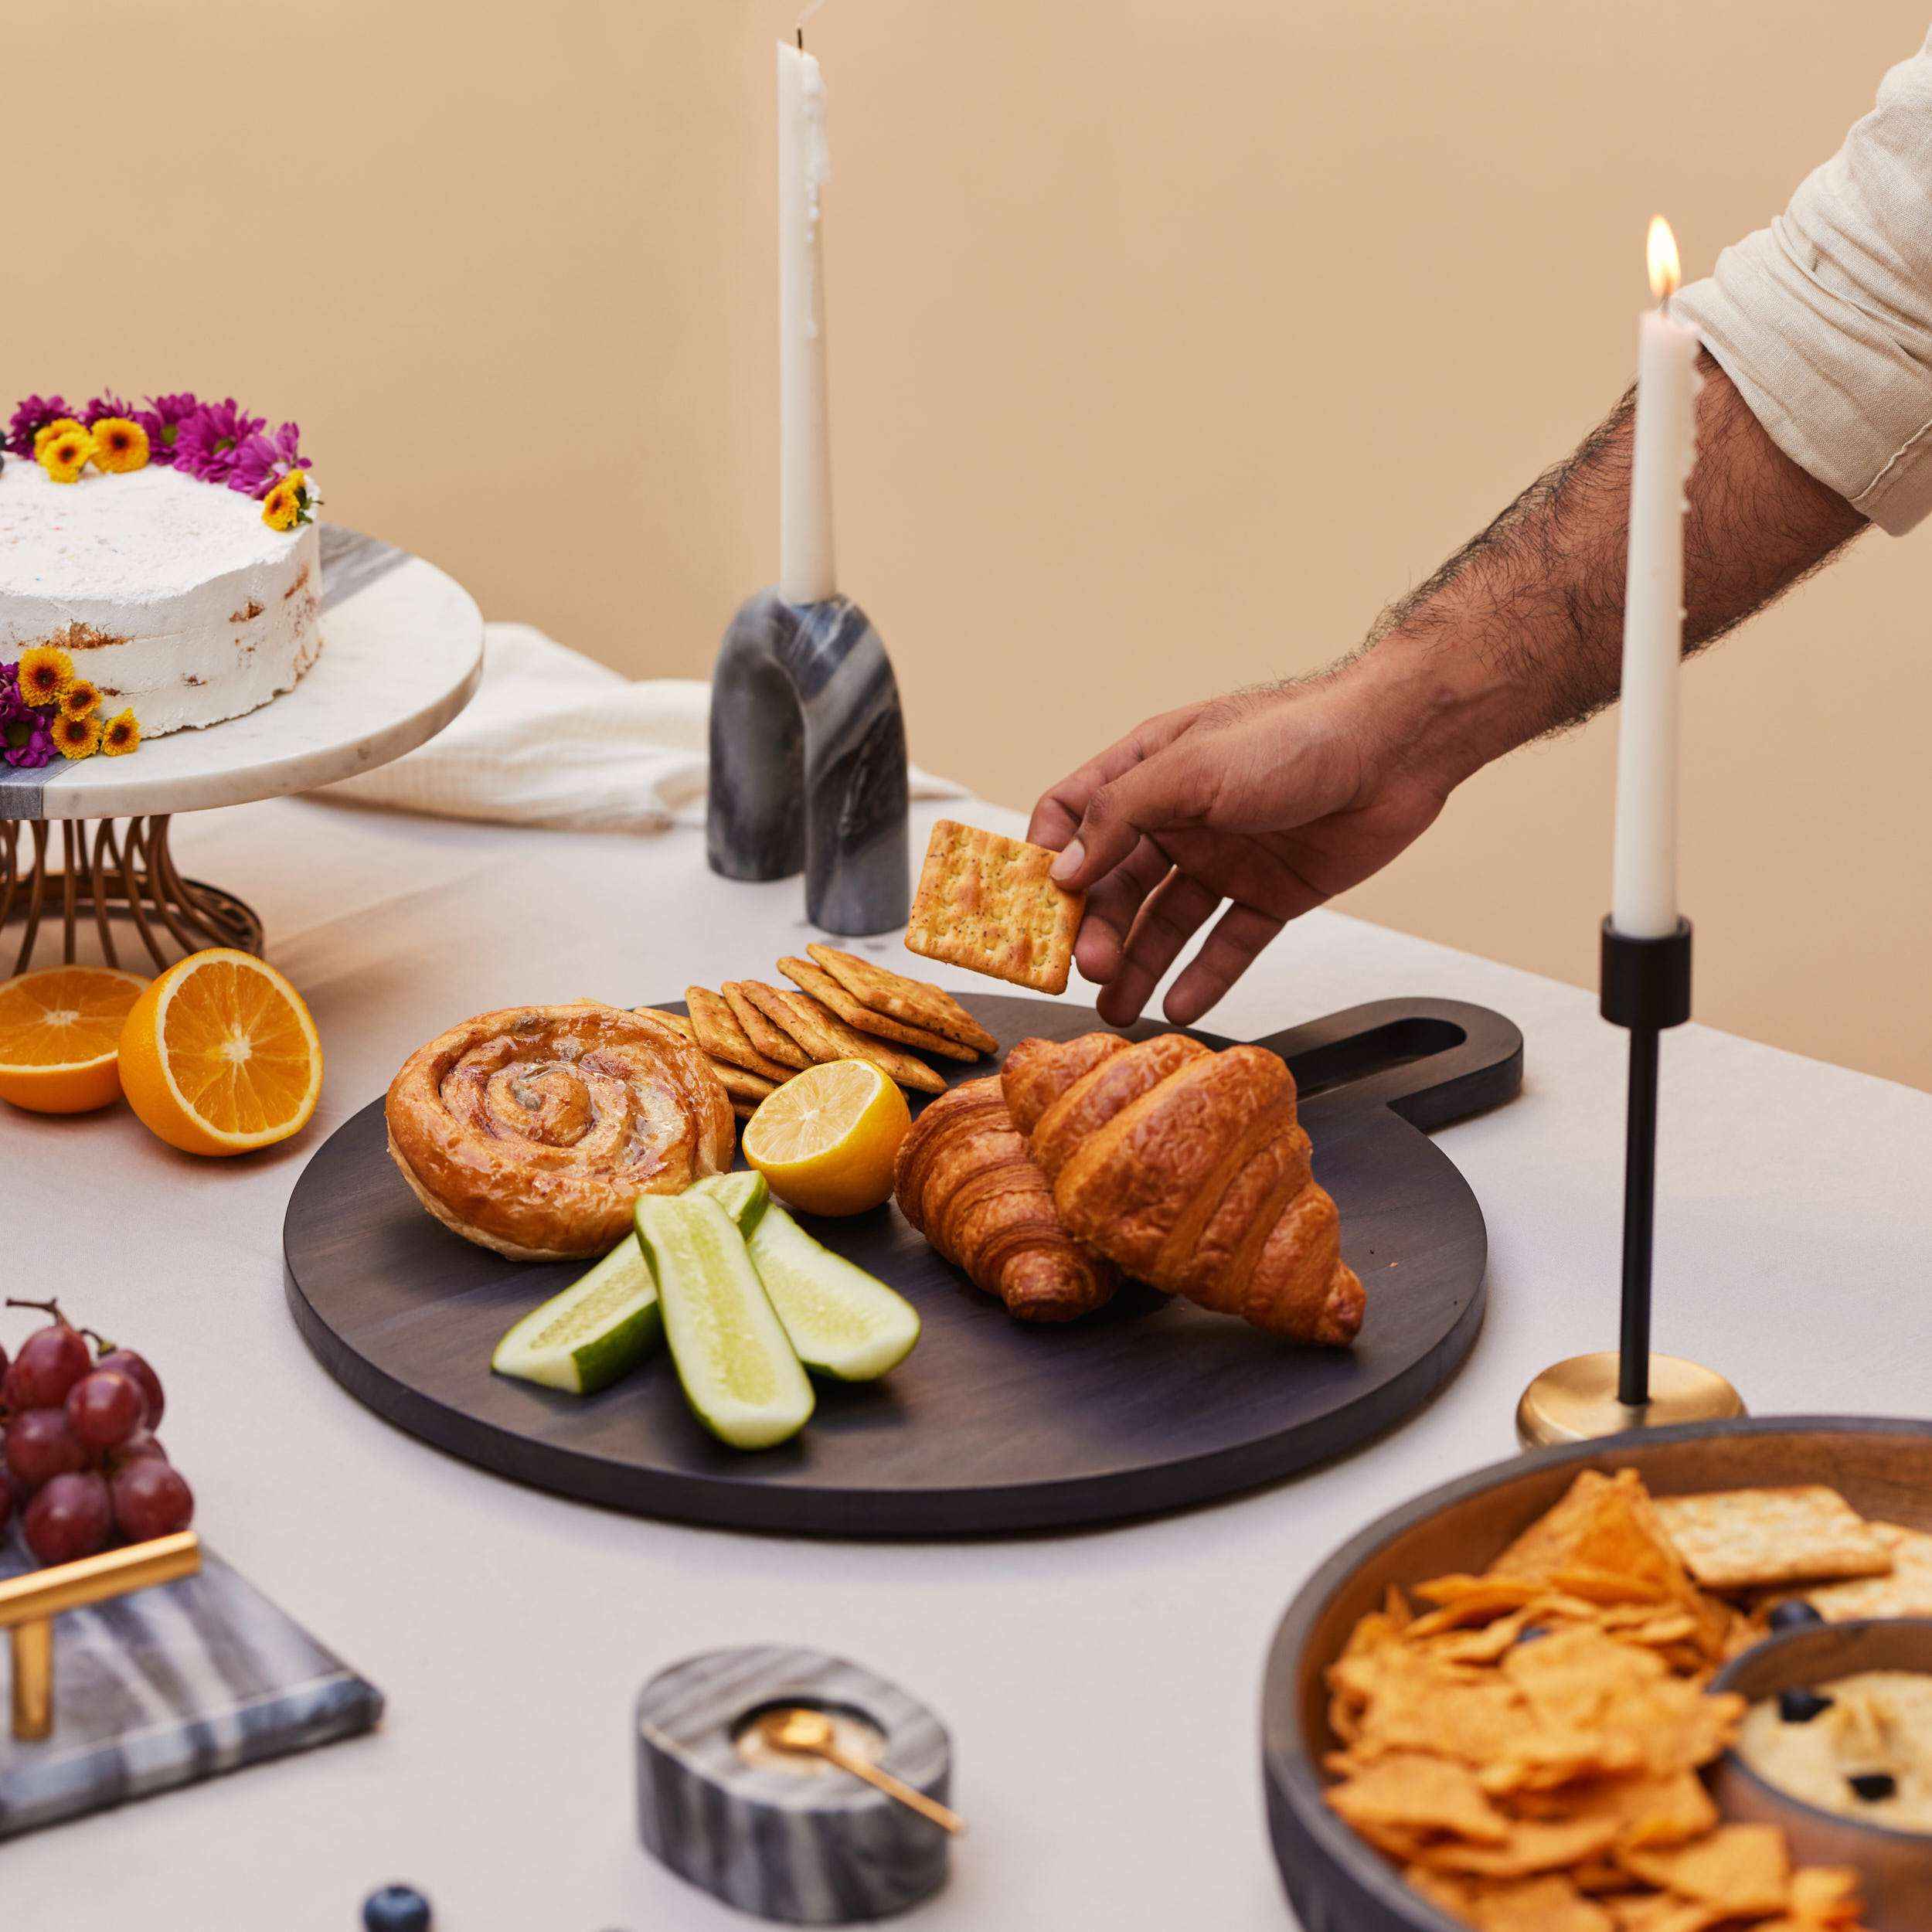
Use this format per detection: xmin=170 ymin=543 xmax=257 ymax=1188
xmin=59 ymin=679 xmax=101 ymax=719
xmin=32 ymin=417 xmax=83 ymax=460
xmin=261 ymin=474 xmax=302 ymax=532
xmin=38 ymin=427 xmax=93 ymax=484
xmin=90 ymin=417 xmax=149 ymax=474
xmin=100 ymin=709 xmax=141 ymax=757
xmin=50 ymin=710 xmax=102 ymax=760
xmin=15 ymin=645 xmax=75 ymax=708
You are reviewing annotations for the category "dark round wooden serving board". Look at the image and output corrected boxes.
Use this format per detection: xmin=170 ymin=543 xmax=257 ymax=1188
xmin=284 ymin=995 xmax=1522 ymax=1536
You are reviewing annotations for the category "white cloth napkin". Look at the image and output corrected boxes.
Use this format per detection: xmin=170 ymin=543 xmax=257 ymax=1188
xmin=313 ymin=621 xmax=964 ymax=833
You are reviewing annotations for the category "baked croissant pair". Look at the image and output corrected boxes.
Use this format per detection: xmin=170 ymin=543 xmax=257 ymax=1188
xmin=894 ymin=1032 xmax=1363 ymax=1345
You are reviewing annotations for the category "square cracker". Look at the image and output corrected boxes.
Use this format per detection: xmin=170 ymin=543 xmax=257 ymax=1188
xmin=777 ymin=955 xmax=978 ymax=1063
xmin=737 ymin=982 xmax=947 ymax=1095
xmin=903 ymin=819 xmax=1083 ymax=995
xmin=1777 ymin=1522 xmax=1932 ymax=1621
xmin=628 ymin=1005 xmax=696 ymax=1042
xmin=723 ymin=981 xmax=812 ymax=1070
xmin=1651 ymin=1486 xmax=1894 ymax=1593
xmin=685 ymin=986 xmax=794 ymax=1083
xmin=706 ymin=1057 xmax=780 ymax=1103
xmin=807 ymin=942 xmax=997 ymax=1054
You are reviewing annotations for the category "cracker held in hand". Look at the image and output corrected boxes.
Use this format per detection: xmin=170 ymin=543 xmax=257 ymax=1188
xmin=806 ymin=943 xmax=997 ymax=1055
xmin=777 ymin=954 xmax=979 ymax=1063
xmin=1652 ymin=1485 xmax=1895 ymax=1593
xmin=904 ymin=819 xmax=1083 ymax=996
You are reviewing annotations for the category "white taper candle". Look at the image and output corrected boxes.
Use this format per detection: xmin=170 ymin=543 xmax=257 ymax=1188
xmin=777 ymin=36 xmax=835 ymax=604
xmin=1611 ymin=217 xmax=1702 ymax=939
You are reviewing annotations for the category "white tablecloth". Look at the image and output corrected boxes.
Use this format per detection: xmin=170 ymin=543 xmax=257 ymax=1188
xmin=18 ymin=793 xmax=1932 ymax=1932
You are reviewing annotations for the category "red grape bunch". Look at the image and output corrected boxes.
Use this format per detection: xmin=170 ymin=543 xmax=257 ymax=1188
xmin=0 ymin=1298 xmax=193 ymax=1567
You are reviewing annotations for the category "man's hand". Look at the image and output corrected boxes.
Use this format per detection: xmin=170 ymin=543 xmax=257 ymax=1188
xmin=1028 ymin=676 xmax=1454 ymax=1027
xmin=1029 ymin=360 xmax=1866 ymax=1029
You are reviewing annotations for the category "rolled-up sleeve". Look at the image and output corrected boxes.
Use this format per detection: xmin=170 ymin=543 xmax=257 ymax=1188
xmin=1675 ymin=29 xmax=1932 ymax=533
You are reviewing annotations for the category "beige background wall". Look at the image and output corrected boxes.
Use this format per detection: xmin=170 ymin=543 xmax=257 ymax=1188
xmin=15 ymin=2 xmax=1930 ymax=1086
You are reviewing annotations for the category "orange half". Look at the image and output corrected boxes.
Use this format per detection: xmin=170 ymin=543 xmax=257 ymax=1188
xmin=0 ymin=965 xmax=148 ymax=1114
xmin=118 ymin=948 xmax=323 ymax=1156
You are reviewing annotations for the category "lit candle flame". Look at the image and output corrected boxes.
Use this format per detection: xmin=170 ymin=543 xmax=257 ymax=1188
xmin=1647 ymin=216 xmax=1681 ymax=305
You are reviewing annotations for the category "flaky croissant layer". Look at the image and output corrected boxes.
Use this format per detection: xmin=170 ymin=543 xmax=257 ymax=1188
xmin=1002 ymin=1033 xmax=1364 ymax=1345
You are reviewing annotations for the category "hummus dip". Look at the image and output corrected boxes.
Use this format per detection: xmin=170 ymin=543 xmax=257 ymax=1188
xmin=1739 ymin=1670 xmax=1932 ymax=1831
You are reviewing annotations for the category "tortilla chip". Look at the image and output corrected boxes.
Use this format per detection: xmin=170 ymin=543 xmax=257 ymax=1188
xmin=685 ymin=986 xmax=794 ymax=1083
xmin=807 ymin=941 xmax=998 ymax=1053
xmin=1777 ymin=1522 xmax=1932 ymax=1622
xmin=1325 ymin=1751 xmax=1512 ymax=1845
xmin=722 ymin=981 xmax=813 ymax=1070
xmin=1466 ymin=1876 xmax=1617 ymax=1932
xmin=904 ymin=818 xmax=1083 ymax=995
xmin=1602 ymin=1897 xmax=1724 ymax=1932
xmin=1618 ymin=1824 xmax=1789 ymax=1917
xmin=1652 ymin=1488 xmax=1893 ymax=1593
xmin=1418 ymin=1815 xmax=1624 ymax=1879
xmin=777 ymin=954 xmax=981 ymax=1061
xmin=1786 ymin=1866 xmax=1865 ymax=1924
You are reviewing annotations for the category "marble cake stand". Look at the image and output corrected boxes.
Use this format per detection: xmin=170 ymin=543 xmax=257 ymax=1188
xmin=0 ymin=528 xmax=481 ymax=973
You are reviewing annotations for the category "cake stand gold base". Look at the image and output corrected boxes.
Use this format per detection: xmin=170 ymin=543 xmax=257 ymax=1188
xmin=0 ymin=815 xmax=262 ymax=976
xmin=1515 ymin=1351 xmax=1746 ymax=1449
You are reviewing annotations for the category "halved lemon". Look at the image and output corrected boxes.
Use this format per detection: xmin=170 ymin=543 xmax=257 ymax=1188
xmin=118 ymin=948 xmax=323 ymax=1156
xmin=0 ymin=965 xmax=148 ymax=1114
xmin=742 ymin=1059 xmax=911 ymax=1217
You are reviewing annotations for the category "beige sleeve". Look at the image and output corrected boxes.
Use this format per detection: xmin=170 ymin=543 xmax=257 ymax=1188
xmin=1673 ymin=30 xmax=1932 ymax=534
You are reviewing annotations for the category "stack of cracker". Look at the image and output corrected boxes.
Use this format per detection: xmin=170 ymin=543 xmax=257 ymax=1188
xmin=1322 ymin=1469 xmax=1910 ymax=1932
xmin=665 ymin=946 xmax=998 ymax=1121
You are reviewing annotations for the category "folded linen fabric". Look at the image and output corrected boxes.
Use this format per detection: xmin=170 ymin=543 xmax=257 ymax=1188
xmin=312 ymin=622 xmax=963 ymax=833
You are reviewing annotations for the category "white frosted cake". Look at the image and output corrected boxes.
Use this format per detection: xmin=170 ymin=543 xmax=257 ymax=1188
xmin=0 ymin=457 xmax=322 ymax=737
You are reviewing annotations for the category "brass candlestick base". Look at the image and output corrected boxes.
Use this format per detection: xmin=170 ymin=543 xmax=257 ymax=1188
xmin=0 ymin=817 xmax=261 ymax=976
xmin=1516 ymin=1351 xmax=1745 ymax=1449
xmin=0 ymin=1531 xmax=201 ymax=1741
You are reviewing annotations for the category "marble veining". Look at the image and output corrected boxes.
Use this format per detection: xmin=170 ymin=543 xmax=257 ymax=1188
xmin=0 ymin=1544 xmax=382 ymax=1840
xmin=706 ymin=590 xmax=910 ymax=937
xmin=635 ymin=1644 xmax=951 ymax=1923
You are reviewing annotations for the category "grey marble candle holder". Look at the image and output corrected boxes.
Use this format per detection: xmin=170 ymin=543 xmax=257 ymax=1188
xmin=635 ymin=1644 xmax=953 ymax=1923
xmin=706 ymin=590 xmax=910 ymax=937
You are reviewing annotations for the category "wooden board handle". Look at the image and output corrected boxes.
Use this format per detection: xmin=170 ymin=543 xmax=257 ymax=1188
xmin=1253 ymin=998 xmax=1523 ymax=1134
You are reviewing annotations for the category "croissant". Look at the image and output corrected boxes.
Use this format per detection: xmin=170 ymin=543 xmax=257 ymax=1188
xmin=1001 ymin=1034 xmax=1364 ymax=1345
xmin=893 ymin=1078 xmax=1119 ymax=1322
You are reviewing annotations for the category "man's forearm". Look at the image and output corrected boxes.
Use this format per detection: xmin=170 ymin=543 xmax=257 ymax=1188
xmin=1351 ymin=357 xmax=1867 ymax=791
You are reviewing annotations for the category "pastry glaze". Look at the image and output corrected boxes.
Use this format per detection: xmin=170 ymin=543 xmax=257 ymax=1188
xmin=386 ymin=1002 xmax=734 ymax=1261
xmin=893 ymin=1077 xmax=1118 ymax=1321
xmin=1002 ymin=1034 xmax=1364 ymax=1345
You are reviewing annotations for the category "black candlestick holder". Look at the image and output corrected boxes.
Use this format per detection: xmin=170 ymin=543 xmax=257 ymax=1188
xmin=706 ymin=589 xmax=910 ymax=937
xmin=1515 ymin=916 xmax=1747 ymax=1446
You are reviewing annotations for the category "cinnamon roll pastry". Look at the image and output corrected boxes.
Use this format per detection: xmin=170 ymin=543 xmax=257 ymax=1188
xmin=386 ymin=1002 xmax=735 ymax=1261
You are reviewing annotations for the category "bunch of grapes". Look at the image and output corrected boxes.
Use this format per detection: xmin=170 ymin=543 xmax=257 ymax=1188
xmin=0 ymin=1298 xmax=193 ymax=1566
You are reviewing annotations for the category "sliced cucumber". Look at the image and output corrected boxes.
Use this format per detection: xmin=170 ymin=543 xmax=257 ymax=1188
xmin=490 ymin=1236 xmax=662 ymax=1394
xmin=636 ymin=1194 xmax=815 ymax=1451
xmin=691 ymin=1169 xmax=771 ymax=1236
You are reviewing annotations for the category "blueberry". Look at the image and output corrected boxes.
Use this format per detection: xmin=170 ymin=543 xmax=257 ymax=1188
xmin=1778 ymin=1687 xmax=1834 ymax=1724
xmin=1515 ymin=1624 xmax=1551 ymax=1645
xmin=1768 ymin=1599 xmax=1824 ymax=1632
xmin=1849 ymin=1771 xmax=1897 ymax=1803
xmin=362 ymin=1886 xmax=431 ymax=1932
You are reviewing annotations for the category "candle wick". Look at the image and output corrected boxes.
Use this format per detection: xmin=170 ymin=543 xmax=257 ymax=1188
xmin=796 ymin=25 xmax=804 ymax=47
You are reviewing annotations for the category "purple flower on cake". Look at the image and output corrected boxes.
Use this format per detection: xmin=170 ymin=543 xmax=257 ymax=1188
xmin=172 ymin=397 xmax=265 ymax=485
xmin=8 ymin=395 xmax=73 ymax=458
xmin=230 ymin=421 xmax=312 ymax=499
xmin=0 ymin=664 xmax=25 ymax=728
xmin=82 ymin=393 xmax=132 ymax=427
xmin=137 ymin=392 xmax=200 ymax=467
xmin=2 ymin=709 xmax=54 ymax=770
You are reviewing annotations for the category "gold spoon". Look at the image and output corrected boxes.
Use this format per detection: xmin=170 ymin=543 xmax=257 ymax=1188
xmin=757 ymin=1708 xmax=965 ymax=1835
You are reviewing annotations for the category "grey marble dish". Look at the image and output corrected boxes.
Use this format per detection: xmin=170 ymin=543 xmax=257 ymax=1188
xmin=706 ymin=590 xmax=910 ymax=937
xmin=0 ymin=1543 xmax=382 ymax=1840
xmin=1711 ymin=1617 xmax=1932 ymax=1932
xmin=635 ymin=1645 xmax=952 ymax=1923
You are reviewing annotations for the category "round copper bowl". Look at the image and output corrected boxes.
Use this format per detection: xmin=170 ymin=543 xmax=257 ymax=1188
xmin=1710 ymin=1617 xmax=1932 ymax=1932
xmin=1260 ymin=1417 xmax=1932 ymax=1932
